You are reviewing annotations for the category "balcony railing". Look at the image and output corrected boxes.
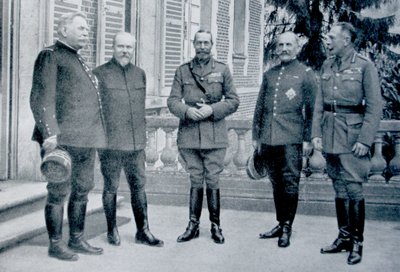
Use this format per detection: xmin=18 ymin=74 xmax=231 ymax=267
xmin=145 ymin=117 xmax=400 ymax=183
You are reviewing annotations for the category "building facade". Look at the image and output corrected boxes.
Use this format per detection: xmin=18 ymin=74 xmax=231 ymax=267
xmin=0 ymin=0 xmax=264 ymax=182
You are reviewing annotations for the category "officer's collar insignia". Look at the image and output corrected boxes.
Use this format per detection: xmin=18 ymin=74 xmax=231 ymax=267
xmin=285 ymin=88 xmax=296 ymax=100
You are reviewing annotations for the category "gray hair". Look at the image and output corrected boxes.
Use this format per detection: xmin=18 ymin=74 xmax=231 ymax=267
xmin=57 ymin=12 xmax=87 ymax=36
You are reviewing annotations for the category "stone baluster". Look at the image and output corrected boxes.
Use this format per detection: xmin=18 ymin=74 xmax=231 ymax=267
xmin=159 ymin=127 xmax=178 ymax=171
xmin=145 ymin=127 xmax=159 ymax=170
xmin=308 ymin=149 xmax=326 ymax=179
xmin=369 ymin=132 xmax=387 ymax=182
xmin=389 ymin=133 xmax=400 ymax=182
xmin=232 ymin=128 xmax=250 ymax=171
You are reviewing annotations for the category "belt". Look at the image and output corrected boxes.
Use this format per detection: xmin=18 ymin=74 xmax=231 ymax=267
xmin=323 ymin=103 xmax=364 ymax=114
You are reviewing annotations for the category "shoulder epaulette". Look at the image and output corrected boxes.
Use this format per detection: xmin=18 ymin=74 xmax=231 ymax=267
xmin=355 ymin=53 xmax=371 ymax=62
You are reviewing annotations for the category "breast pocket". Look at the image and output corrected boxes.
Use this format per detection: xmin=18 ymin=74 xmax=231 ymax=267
xmin=320 ymin=73 xmax=332 ymax=93
xmin=207 ymin=76 xmax=223 ymax=101
xmin=342 ymin=73 xmax=362 ymax=92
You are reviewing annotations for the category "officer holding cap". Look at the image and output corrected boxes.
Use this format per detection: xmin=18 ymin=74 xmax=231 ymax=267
xmin=30 ymin=12 xmax=106 ymax=261
xmin=252 ymin=31 xmax=317 ymax=248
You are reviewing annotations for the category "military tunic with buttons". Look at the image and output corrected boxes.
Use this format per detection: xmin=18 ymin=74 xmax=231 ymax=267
xmin=30 ymin=41 xmax=106 ymax=148
xmin=311 ymin=49 xmax=382 ymax=182
xmin=168 ymin=57 xmax=239 ymax=189
xmin=30 ymin=40 xmax=107 ymax=203
xmin=252 ymin=58 xmax=317 ymax=226
xmin=252 ymin=59 xmax=316 ymax=145
xmin=168 ymin=57 xmax=240 ymax=149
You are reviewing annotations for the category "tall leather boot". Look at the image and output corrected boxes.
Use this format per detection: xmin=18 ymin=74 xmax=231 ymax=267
xmin=45 ymin=203 xmax=78 ymax=261
xmin=277 ymin=193 xmax=298 ymax=248
xmin=103 ymin=192 xmax=120 ymax=246
xmin=259 ymin=190 xmax=284 ymax=239
xmin=131 ymin=189 xmax=164 ymax=247
xmin=68 ymin=201 xmax=103 ymax=255
xmin=347 ymin=199 xmax=365 ymax=265
xmin=207 ymin=188 xmax=224 ymax=244
xmin=177 ymin=187 xmax=203 ymax=242
xmin=321 ymin=198 xmax=352 ymax=254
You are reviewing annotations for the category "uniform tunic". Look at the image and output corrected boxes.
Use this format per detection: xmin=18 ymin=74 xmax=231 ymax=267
xmin=94 ymin=58 xmax=148 ymax=193
xmin=30 ymin=40 xmax=107 ymax=203
xmin=168 ymin=57 xmax=239 ymax=149
xmin=253 ymin=59 xmax=316 ymax=145
xmin=30 ymin=41 xmax=106 ymax=148
xmin=312 ymin=49 xmax=382 ymax=182
xmin=167 ymin=57 xmax=239 ymax=188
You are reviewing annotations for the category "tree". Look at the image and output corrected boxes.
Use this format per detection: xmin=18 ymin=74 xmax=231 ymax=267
xmin=264 ymin=0 xmax=400 ymax=71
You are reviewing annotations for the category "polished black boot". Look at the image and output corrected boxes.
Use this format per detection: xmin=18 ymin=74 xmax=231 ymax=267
xmin=277 ymin=193 xmax=298 ymax=247
xmin=207 ymin=188 xmax=224 ymax=244
xmin=347 ymin=199 xmax=365 ymax=265
xmin=177 ymin=187 xmax=203 ymax=242
xmin=45 ymin=204 xmax=78 ymax=261
xmin=278 ymin=221 xmax=292 ymax=247
xmin=103 ymin=192 xmax=121 ymax=246
xmin=131 ymin=190 xmax=164 ymax=247
xmin=321 ymin=198 xmax=352 ymax=254
xmin=68 ymin=201 xmax=103 ymax=255
xmin=260 ymin=190 xmax=283 ymax=239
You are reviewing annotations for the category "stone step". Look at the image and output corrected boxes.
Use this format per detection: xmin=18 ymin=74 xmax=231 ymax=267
xmin=0 ymin=181 xmax=47 ymax=223
xmin=0 ymin=181 xmax=123 ymax=251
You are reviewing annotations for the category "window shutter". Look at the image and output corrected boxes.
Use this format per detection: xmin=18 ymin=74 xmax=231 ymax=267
xmin=163 ymin=0 xmax=184 ymax=88
xmin=102 ymin=0 xmax=125 ymax=63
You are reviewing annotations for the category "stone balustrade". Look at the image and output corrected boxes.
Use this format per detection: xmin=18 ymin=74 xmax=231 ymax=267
xmin=146 ymin=117 xmax=400 ymax=183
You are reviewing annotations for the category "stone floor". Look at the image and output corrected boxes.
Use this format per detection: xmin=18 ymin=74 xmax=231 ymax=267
xmin=0 ymin=201 xmax=399 ymax=272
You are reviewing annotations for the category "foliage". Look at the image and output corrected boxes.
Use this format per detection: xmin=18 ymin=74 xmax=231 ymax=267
xmin=264 ymin=0 xmax=400 ymax=120
xmin=264 ymin=0 xmax=400 ymax=71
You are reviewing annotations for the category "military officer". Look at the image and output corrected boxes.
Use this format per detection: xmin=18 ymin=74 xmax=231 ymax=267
xmin=252 ymin=31 xmax=317 ymax=248
xmin=312 ymin=22 xmax=382 ymax=265
xmin=167 ymin=29 xmax=239 ymax=244
xmin=30 ymin=12 xmax=106 ymax=261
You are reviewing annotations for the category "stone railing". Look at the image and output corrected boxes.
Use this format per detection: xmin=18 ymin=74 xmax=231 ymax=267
xmin=145 ymin=116 xmax=253 ymax=174
xmin=145 ymin=117 xmax=400 ymax=183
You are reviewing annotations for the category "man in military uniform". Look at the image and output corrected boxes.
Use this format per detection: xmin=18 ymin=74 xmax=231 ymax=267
xmin=312 ymin=22 xmax=382 ymax=265
xmin=93 ymin=32 xmax=163 ymax=247
xmin=167 ymin=29 xmax=239 ymax=244
xmin=252 ymin=31 xmax=317 ymax=248
xmin=30 ymin=12 xmax=106 ymax=261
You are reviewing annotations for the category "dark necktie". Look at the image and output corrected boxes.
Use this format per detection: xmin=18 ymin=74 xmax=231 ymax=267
xmin=335 ymin=57 xmax=342 ymax=70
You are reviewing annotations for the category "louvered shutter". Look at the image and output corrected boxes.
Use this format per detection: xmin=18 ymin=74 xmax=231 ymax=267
xmin=102 ymin=0 xmax=125 ymax=63
xmin=163 ymin=0 xmax=184 ymax=90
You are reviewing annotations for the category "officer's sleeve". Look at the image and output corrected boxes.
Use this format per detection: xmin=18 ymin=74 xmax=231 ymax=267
xmin=252 ymin=73 xmax=267 ymax=141
xmin=167 ymin=67 xmax=190 ymax=120
xmin=210 ymin=66 xmax=240 ymax=121
xmin=358 ymin=61 xmax=382 ymax=147
xmin=303 ymin=68 xmax=317 ymax=142
xmin=311 ymin=68 xmax=324 ymax=139
xmin=29 ymin=49 xmax=60 ymax=141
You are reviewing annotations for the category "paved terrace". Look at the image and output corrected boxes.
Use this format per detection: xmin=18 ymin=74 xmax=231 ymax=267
xmin=0 ymin=197 xmax=399 ymax=272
